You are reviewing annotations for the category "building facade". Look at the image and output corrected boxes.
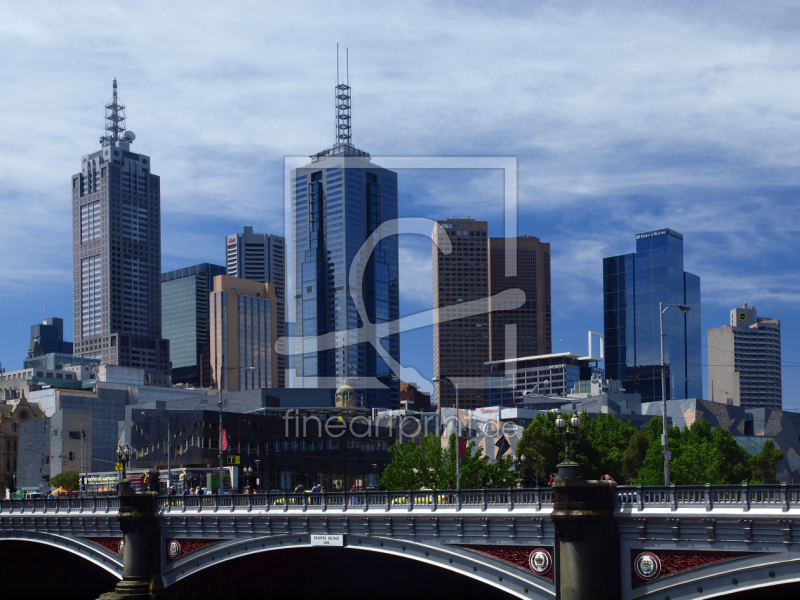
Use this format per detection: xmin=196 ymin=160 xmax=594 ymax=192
xmin=209 ymin=275 xmax=278 ymax=391
xmin=603 ymin=229 xmax=702 ymax=403
xmin=484 ymin=353 xmax=596 ymax=406
xmin=290 ymin=79 xmax=399 ymax=409
xmin=488 ymin=235 xmax=551 ymax=361
xmin=0 ymin=394 xmax=45 ymax=494
xmin=226 ymin=227 xmax=286 ymax=387
xmin=708 ymin=304 xmax=782 ymax=409
xmin=161 ymin=263 xmax=226 ymax=386
xmin=432 ymin=219 xmax=489 ymax=410
xmin=71 ymin=80 xmax=169 ymax=380
xmin=30 ymin=317 xmax=73 ymax=356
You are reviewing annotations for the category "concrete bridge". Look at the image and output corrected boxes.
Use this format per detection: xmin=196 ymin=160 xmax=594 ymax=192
xmin=1 ymin=485 xmax=799 ymax=599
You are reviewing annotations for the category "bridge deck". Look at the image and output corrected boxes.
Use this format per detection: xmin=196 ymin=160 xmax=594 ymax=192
xmin=156 ymin=488 xmax=554 ymax=515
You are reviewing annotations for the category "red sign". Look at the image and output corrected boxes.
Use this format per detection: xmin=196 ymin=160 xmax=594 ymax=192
xmin=458 ymin=438 xmax=467 ymax=458
xmin=221 ymin=428 xmax=228 ymax=451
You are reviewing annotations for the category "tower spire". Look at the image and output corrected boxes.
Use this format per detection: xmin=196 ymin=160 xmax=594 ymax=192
xmin=335 ymin=45 xmax=352 ymax=147
xmin=100 ymin=78 xmax=127 ymax=147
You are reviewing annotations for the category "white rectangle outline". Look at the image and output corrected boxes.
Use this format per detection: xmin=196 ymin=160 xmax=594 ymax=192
xmin=283 ymin=156 xmax=518 ymax=388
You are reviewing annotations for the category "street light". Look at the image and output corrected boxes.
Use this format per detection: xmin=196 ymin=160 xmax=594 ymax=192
xmin=218 ymin=366 xmax=256 ymax=494
xmin=432 ymin=377 xmax=461 ymax=490
xmin=116 ymin=444 xmax=132 ymax=492
xmin=659 ymin=302 xmax=691 ymax=486
xmin=255 ymin=459 xmax=261 ymax=493
xmin=513 ymin=454 xmax=526 ymax=488
xmin=243 ymin=465 xmax=254 ymax=493
xmin=554 ymin=411 xmax=581 ymax=482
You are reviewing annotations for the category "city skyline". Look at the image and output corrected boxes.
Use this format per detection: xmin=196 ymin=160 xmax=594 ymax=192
xmin=1 ymin=3 xmax=799 ymax=407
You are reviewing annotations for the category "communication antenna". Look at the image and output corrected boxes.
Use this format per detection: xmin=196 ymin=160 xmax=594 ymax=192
xmin=335 ymin=45 xmax=352 ymax=146
xmin=100 ymin=79 xmax=126 ymax=147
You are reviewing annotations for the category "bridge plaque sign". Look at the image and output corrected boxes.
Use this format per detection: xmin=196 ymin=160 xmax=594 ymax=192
xmin=311 ymin=535 xmax=344 ymax=547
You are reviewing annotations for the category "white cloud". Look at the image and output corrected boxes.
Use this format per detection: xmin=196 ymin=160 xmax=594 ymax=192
xmin=2 ymin=1 xmax=800 ymax=398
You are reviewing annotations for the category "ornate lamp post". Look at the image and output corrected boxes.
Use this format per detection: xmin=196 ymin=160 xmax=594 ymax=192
xmin=243 ymin=465 xmax=253 ymax=493
xmin=554 ymin=411 xmax=582 ymax=482
xmin=116 ymin=444 xmax=132 ymax=493
xmin=254 ymin=459 xmax=261 ymax=493
xmin=513 ymin=454 xmax=527 ymax=488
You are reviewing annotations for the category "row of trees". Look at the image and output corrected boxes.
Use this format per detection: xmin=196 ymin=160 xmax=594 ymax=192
xmin=516 ymin=411 xmax=785 ymax=485
xmin=380 ymin=433 xmax=517 ymax=490
xmin=379 ymin=412 xmax=785 ymax=490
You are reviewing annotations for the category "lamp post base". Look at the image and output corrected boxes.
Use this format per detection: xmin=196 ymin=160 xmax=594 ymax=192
xmin=554 ymin=459 xmax=583 ymax=483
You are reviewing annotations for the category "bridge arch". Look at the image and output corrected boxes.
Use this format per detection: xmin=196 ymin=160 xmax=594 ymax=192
xmin=163 ymin=534 xmax=554 ymax=599
xmin=0 ymin=530 xmax=123 ymax=579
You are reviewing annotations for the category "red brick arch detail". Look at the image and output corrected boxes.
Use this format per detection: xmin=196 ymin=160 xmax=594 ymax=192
xmin=463 ymin=545 xmax=554 ymax=582
xmin=631 ymin=549 xmax=760 ymax=587
xmin=166 ymin=539 xmax=222 ymax=563
xmin=85 ymin=537 xmax=124 ymax=557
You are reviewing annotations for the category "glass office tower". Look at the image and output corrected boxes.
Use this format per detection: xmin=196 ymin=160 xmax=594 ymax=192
xmin=161 ymin=263 xmax=226 ymax=386
xmin=291 ymin=149 xmax=400 ymax=409
xmin=603 ymin=229 xmax=702 ymax=402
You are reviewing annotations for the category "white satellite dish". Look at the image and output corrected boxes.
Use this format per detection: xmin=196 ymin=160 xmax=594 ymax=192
xmin=124 ymin=131 xmax=136 ymax=141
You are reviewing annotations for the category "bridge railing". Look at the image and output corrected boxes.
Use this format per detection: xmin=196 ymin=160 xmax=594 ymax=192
xmin=615 ymin=483 xmax=800 ymax=512
xmin=155 ymin=488 xmax=554 ymax=514
xmin=0 ymin=497 xmax=120 ymax=515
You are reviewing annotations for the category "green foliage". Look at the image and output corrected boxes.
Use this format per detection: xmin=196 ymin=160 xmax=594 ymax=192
xmin=573 ymin=412 xmax=640 ymax=481
xmin=635 ymin=418 xmax=752 ymax=485
xmin=50 ymin=471 xmax=80 ymax=492
xmin=380 ymin=433 xmax=516 ymax=490
xmin=621 ymin=430 xmax=649 ymax=484
xmin=748 ymin=440 xmax=784 ymax=484
xmin=515 ymin=413 xmax=559 ymax=485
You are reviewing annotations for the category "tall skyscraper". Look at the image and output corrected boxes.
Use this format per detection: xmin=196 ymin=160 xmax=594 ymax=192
xmin=603 ymin=228 xmax=702 ymax=402
xmin=226 ymin=227 xmax=286 ymax=387
xmin=708 ymin=304 xmax=781 ymax=409
xmin=432 ymin=218 xmax=489 ymax=410
xmin=71 ymin=80 xmax=169 ymax=382
xmin=488 ymin=235 xmax=551 ymax=361
xmin=209 ymin=275 xmax=278 ymax=391
xmin=29 ymin=317 xmax=73 ymax=356
xmin=290 ymin=69 xmax=400 ymax=409
xmin=161 ymin=263 xmax=226 ymax=387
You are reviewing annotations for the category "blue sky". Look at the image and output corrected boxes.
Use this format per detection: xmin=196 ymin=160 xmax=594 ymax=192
xmin=1 ymin=2 xmax=799 ymax=406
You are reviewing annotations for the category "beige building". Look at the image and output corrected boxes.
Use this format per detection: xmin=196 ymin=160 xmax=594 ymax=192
xmin=708 ymin=303 xmax=782 ymax=409
xmin=209 ymin=275 xmax=278 ymax=392
xmin=0 ymin=393 xmax=45 ymax=493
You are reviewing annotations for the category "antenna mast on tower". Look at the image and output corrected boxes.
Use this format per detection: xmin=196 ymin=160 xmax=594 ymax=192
xmin=100 ymin=79 xmax=127 ymax=147
xmin=335 ymin=45 xmax=352 ymax=147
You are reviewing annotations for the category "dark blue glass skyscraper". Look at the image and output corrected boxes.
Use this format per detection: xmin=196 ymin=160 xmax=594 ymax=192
xmin=603 ymin=229 xmax=702 ymax=402
xmin=289 ymin=75 xmax=399 ymax=409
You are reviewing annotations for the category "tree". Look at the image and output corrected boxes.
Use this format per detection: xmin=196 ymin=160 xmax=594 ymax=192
xmin=573 ymin=412 xmax=640 ymax=481
xmin=636 ymin=419 xmax=752 ymax=485
xmin=50 ymin=471 xmax=80 ymax=492
xmin=635 ymin=417 xmax=681 ymax=485
xmin=749 ymin=440 xmax=784 ymax=483
xmin=621 ymin=430 xmax=649 ymax=484
xmin=515 ymin=414 xmax=559 ymax=485
xmin=380 ymin=433 xmax=516 ymax=490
